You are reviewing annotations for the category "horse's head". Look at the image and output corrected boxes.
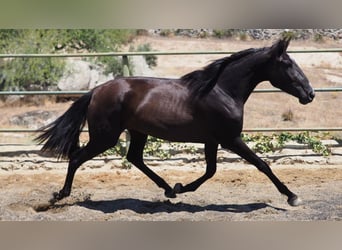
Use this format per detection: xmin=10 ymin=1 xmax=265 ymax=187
xmin=267 ymin=38 xmax=315 ymax=105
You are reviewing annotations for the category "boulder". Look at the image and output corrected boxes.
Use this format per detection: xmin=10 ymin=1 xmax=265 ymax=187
xmin=130 ymin=56 xmax=154 ymax=77
xmin=9 ymin=110 xmax=59 ymax=129
xmin=58 ymin=59 xmax=112 ymax=91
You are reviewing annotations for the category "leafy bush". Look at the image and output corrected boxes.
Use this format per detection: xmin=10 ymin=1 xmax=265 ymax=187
xmin=281 ymin=109 xmax=294 ymax=121
xmin=62 ymin=29 xmax=135 ymax=78
xmin=159 ymin=29 xmax=173 ymax=37
xmin=2 ymin=57 xmax=65 ymax=91
xmin=212 ymin=29 xmax=240 ymax=39
xmin=103 ymin=135 xmax=198 ymax=161
xmin=0 ymin=29 xmax=135 ymax=91
xmin=101 ymin=131 xmax=331 ymax=169
xmin=0 ymin=30 xmax=66 ymax=91
xmin=242 ymin=132 xmax=331 ymax=156
xmin=136 ymin=43 xmax=157 ymax=68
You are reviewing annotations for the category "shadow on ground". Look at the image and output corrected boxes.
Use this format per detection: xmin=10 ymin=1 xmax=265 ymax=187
xmin=72 ymin=198 xmax=286 ymax=214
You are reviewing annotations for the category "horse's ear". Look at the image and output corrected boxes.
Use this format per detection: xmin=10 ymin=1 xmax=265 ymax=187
xmin=281 ymin=36 xmax=291 ymax=51
xmin=269 ymin=37 xmax=291 ymax=58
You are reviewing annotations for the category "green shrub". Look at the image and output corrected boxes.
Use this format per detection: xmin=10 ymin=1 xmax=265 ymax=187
xmin=0 ymin=29 xmax=135 ymax=91
xmin=1 ymin=57 xmax=65 ymax=91
xmin=281 ymin=109 xmax=294 ymax=121
xmin=136 ymin=43 xmax=157 ymax=68
xmin=314 ymin=33 xmax=324 ymax=43
xmin=212 ymin=29 xmax=237 ymax=39
xmin=103 ymin=135 xmax=197 ymax=160
xmin=159 ymin=29 xmax=173 ymax=37
xmin=281 ymin=30 xmax=297 ymax=40
xmin=0 ymin=30 xmax=66 ymax=91
xmin=242 ymin=132 xmax=331 ymax=156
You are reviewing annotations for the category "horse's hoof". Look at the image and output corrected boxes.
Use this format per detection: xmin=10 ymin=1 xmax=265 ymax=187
xmin=174 ymin=183 xmax=184 ymax=193
xmin=164 ymin=190 xmax=177 ymax=198
xmin=49 ymin=191 xmax=67 ymax=204
xmin=49 ymin=192 xmax=60 ymax=204
xmin=288 ymin=195 xmax=302 ymax=206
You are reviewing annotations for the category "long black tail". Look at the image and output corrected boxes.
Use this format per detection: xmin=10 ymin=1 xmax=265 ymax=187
xmin=35 ymin=91 xmax=93 ymax=159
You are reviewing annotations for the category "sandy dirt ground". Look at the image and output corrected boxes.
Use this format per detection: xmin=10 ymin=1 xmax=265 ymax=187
xmin=0 ymin=36 xmax=341 ymax=221
xmin=0 ymin=143 xmax=341 ymax=221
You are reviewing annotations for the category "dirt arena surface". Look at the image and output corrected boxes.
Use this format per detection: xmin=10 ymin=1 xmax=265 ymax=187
xmin=0 ymin=36 xmax=341 ymax=221
xmin=0 ymin=144 xmax=341 ymax=221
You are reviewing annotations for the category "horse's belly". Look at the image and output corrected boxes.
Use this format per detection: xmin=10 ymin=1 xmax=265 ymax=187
xmin=128 ymin=118 xmax=210 ymax=143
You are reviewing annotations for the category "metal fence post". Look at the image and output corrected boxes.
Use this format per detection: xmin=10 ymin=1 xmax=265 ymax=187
xmin=122 ymin=55 xmax=131 ymax=155
xmin=122 ymin=55 xmax=130 ymax=77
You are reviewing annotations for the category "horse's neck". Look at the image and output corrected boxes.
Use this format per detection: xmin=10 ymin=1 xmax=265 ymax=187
xmin=217 ymin=58 xmax=267 ymax=104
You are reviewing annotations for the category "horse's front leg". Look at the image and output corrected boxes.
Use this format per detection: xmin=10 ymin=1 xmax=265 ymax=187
xmin=127 ymin=130 xmax=176 ymax=198
xmin=223 ymin=136 xmax=301 ymax=206
xmin=173 ymin=142 xmax=218 ymax=194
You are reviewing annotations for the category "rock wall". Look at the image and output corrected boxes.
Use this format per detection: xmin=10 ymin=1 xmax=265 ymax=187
xmin=148 ymin=29 xmax=342 ymax=40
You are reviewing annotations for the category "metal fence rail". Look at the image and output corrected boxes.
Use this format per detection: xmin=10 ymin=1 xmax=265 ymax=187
xmin=1 ymin=48 xmax=342 ymax=58
xmin=1 ymin=87 xmax=342 ymax=96
xmin=1 ymin=49 xmax=342 ymax=135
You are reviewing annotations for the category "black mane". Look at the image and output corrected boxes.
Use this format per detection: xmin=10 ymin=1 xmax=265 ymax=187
xmin=181 ymin=47 xmax=261 ymax=97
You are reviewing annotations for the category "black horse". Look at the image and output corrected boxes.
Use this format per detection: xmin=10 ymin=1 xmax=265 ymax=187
xmin=36 ymin=38 xmax=315 ymax=206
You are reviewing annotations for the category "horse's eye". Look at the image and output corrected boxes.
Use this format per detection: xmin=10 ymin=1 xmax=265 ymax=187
xmin=277 ymin=54 xmax=292 ymax=67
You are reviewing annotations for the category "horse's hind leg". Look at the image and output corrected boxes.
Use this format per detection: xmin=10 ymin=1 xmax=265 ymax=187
xmin=173 ymin=142 xmax=218 ymax=194
xmin=52 ymin=131 xmax=121 ymax=203
xmin=126 ymin=130 xmax=176 ymax=198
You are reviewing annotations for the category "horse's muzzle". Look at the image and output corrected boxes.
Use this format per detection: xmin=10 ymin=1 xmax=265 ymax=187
xmin=300 ymin=89 xmax=315 ymax=105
